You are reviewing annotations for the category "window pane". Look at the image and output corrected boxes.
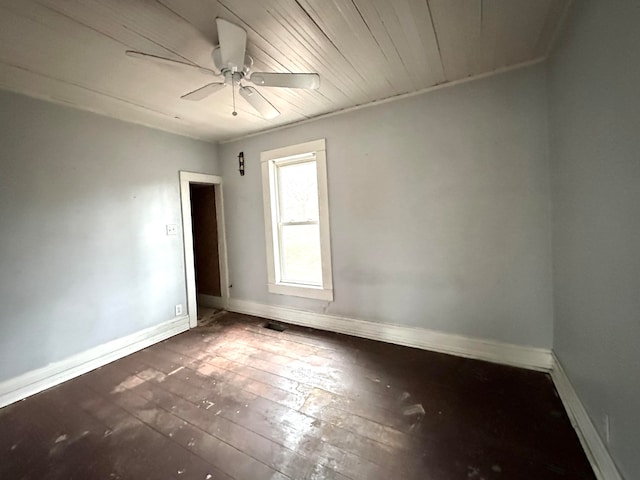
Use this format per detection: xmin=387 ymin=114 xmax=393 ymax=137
xmin=277 ymin=161 xmax=319 ymax=222
xmin=280 ymin=224 xmax=322 ymax=285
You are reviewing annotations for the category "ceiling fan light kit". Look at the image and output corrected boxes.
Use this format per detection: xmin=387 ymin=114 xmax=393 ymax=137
xmin=125 ymin=17 xmax=320 ymax=120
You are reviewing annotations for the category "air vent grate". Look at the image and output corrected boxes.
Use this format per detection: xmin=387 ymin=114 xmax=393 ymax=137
xmin=263 ymin=321 xmax=287 ymax=332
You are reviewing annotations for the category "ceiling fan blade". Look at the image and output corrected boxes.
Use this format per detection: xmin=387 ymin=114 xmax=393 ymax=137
xmin=239 ymin=86 xmax=280 ymax=119
xmin=181 ymin=83 xmax=227 ymax=101
xmin=249 ymin=72 xmax=320 ymax=90
xmin=125 ymin=50 xmax=218 ymax=77
xmin=216 ymin=18 xmax=246 ymax=72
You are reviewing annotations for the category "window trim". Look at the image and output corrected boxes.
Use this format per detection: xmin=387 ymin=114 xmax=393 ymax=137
xmin=261 ymin=139 xmax=333 ymax=301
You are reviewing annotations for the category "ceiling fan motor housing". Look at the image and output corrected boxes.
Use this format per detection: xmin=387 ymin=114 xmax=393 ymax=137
xmin=212 ymin=46 xmax=252 ymax=78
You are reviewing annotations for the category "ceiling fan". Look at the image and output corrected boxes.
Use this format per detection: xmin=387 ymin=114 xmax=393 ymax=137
xmin=125 ymin=17 xmax=320 ymax=120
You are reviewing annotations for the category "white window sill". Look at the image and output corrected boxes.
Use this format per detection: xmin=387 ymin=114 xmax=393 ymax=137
xmin=268 ymin=282 xmax=333 ymax=301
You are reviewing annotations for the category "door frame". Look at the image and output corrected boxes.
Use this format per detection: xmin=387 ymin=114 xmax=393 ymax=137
xmin=179 ymin=171 xmax=229 ymax=328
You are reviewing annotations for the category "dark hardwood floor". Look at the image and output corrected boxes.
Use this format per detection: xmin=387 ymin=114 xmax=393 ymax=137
xmin=0 ymin=312 xmax=595 ymax=479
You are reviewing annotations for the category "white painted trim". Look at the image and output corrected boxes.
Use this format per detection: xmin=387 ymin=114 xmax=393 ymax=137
xmin=260 ymin=139 xmax=334 ymax=301
xmin=214 ymin=181 xmax=231 ymax=311
xmin=226 ymin=299 xmax=552 ymax=371
xmin=550 ymin=354 xmax=623 ymax=480
xmin=266 ymin=282 xmax=333 ymax=301
xmin=220 ymin=57 xmax=547 ymax=144
xmin=0 ymin=316 xmax=189 ymax=409
xmin=260 ymin=139 xmax=327 ymax=162
xmin=179 ymin=172 xmax=230 ymax=327
xmin=197 ymin=294 xmax=226 ymax=309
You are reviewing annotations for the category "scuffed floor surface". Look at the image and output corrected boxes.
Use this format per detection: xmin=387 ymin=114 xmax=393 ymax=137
xmin=197 ymin=306 xmax=225 ymax=327
xmin=0 ymin=312 xmax=595 ymax=479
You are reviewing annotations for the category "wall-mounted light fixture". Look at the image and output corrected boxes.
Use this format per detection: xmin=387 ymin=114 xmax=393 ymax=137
xmin=238 ymin=151 xmax=245 ymax=176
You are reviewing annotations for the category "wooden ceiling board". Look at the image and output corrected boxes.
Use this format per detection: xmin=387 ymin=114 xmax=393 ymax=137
xmin=0 ymin=7 xmax=145 ymax=109
xmin=0 ymin=2 xmax=216 ymax=121
xmin=0 ymin=62 xmax=218 ymax=140
xmin=428 ymin=0 xmax=483 ymax=81
xmin=156 ymin=0 xmax=225 ymax=45
xmin=31 ymin=0 xmax=286 ymax=134
xmin=210 ymin=0 xmax=355 ymax=121
xmin=349 ymin=0 xmax=415 ymax=94
xmin=1 ymin=0 xmax=309 ymax=139
xmin=71 ymin=0 xmax=217 ymax=68
xmin=215 ymin=2 xmax=342 ymax=116
xmin=265 ymin=0 xmax=358 ymax=102
xmin=294 ymin=0 xmax=397 ymax=98
xmin=405 ymin=0 xmax=446 ymax=84
xmin=368 ymin=0 xmax=445 ymax=90
xmin=0 ymin=0 xmax=572 ymax=142
xmin=220 ymin=0 xmax=372 ymax=104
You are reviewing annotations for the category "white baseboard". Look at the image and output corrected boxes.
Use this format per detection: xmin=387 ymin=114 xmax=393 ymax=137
xmin=1 ymin=300 xmax=619 ymax=479
xmin=550 ymin=355 xmax=622 ymax=480
xmin=0 ymin=316 xmax=190 ymax=409
xmin=227 ymin=299 xmax=553 ymax=372
xmin=197 ymin=294 xmax=226 ymax=310
xmin=227 ymin=300 xmax=620 ymax=477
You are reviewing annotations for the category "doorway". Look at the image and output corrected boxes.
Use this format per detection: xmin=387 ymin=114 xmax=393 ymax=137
xmin=190 ymin=183 xmax=223 ymax=323
xmin=179 ymin=172 xmax=229 ymax=328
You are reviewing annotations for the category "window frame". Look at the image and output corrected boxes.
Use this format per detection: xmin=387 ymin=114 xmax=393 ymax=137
xmin=261 ymin=139 xmax=333 ymax=301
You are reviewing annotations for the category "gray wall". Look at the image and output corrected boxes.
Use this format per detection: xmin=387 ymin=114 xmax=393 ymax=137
xmin=0 ymin=90 xmax=218 ymax=382
xmin=220 ymin=65 xmax=554 ymax=348
xmin=548 ymin=1 xmax=640 ymax=478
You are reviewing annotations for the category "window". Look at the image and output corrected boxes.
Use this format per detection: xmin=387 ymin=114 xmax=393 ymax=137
xmin=261 ymin=139 xmax=333 ymax=301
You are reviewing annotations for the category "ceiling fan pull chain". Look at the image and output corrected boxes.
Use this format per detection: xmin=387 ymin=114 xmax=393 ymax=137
xmin=232 ymin=83 xmax=238 ymax=117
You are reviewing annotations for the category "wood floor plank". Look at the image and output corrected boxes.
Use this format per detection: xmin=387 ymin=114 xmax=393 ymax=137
xmin=0 ymin=311 xmax=596 ymax=480
xmin=157 ymin=353 xmax=415 ymax=469
xmin=10 ymin=379 xmax=227 ymax=480
xmin=107 ymin=351 xmax=380 ymax=479
xmin=83 ymin=362 xmax=295 ymax=478
xmin=113 ymin=349 xmax=407 ymax=479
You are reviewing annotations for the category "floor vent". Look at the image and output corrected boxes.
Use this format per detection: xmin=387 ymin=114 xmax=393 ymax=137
xmin=264 ymin=321 xmax=287 ymax=332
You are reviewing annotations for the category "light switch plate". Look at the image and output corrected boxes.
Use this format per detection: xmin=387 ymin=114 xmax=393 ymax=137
xmin=166 ymin=224 xmax=178 ymax=235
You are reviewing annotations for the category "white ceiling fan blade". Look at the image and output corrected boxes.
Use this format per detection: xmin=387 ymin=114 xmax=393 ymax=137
xmin=216 ymin=18 xmax=246 ymax=72
xmin=249 ymin=72 xmax=320 ymax=90
xmin=181 ymin=83 xmax=226 ymax=101
xmin=125 ymin=50 xmax=218 ymax=77
xmin=239 ymin=86 xmax=280 ymax=119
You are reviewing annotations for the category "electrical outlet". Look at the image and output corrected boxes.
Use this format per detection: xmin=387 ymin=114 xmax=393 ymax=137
xmin=175 ymin=304 xmax=183 ymax=316
xmin=166 ymin=224 xmax=178 ymax=235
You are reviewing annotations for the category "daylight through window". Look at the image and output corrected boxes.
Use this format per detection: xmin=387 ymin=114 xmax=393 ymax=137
xmin=261 ymin=139 xmax=333 ymax=301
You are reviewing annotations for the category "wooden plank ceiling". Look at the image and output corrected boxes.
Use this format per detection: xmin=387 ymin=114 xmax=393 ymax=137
xmin=0 ymin=0 xmax=571 ymax=142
